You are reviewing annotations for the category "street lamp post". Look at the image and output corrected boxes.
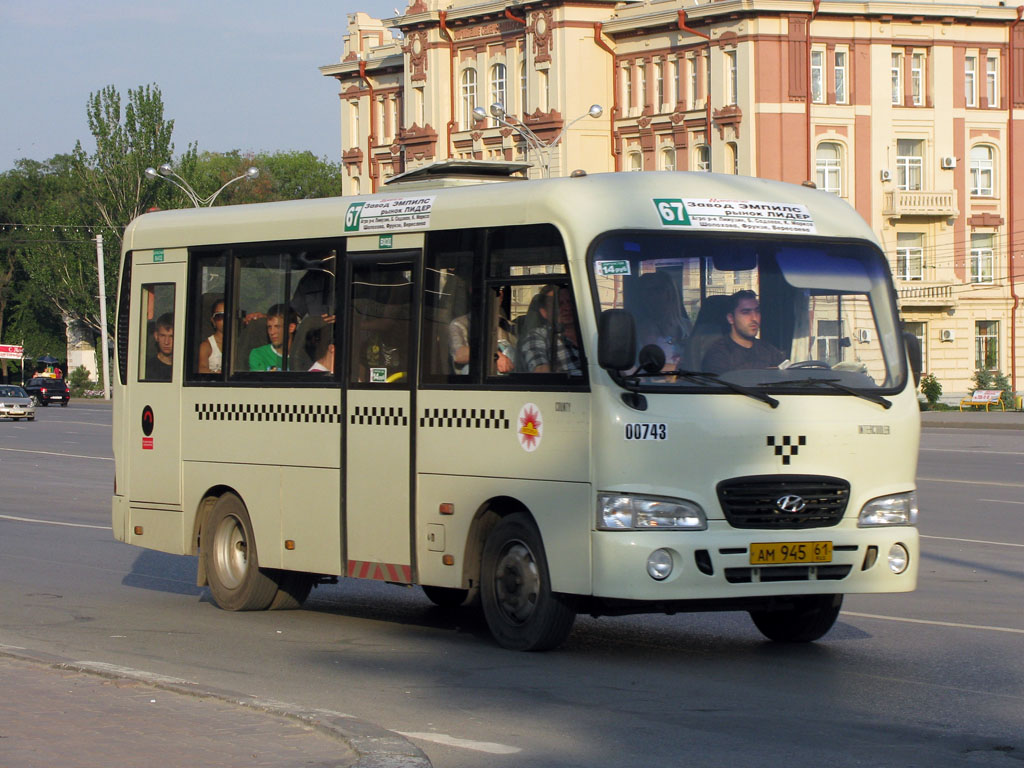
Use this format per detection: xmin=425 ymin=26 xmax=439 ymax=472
xmin=145 ymin=163 xmax=260 ymax=207
xmin=472 ymin=104 xmax=603 ymax=177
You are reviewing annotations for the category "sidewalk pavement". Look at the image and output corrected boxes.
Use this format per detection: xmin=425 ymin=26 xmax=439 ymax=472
xmin=920 ymin=408 xmax=1024 ymax=430
xmin=0 ymin=648 xmax=430 ymax=768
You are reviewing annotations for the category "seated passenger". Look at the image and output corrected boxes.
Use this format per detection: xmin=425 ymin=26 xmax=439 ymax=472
xmin=197 ymin=300 xmax=225 ymax=374
xmin=519 ymin=285 xmax=583 ymax=375
xmin=305 ymin=325 xmax=334 ymax=373
xmin=633 ymin=272 xmax=690 ymax=372
xmin=249 ymin=304 xmax=297 ymax=372
xmin=702 ymin=290 xmax=785 ymax=373
xmin=146 ymin=313 xmax=174 ymax=381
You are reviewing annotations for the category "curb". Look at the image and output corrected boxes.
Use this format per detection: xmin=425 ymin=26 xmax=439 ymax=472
xmin=920 ymin=415 xmax=1024 ymax=431
xmin=0 ymin=646 xmax=431 ymax=768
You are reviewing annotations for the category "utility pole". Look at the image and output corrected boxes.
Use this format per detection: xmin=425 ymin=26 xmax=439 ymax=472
xmin=96 ymin=234 xmax=111 ymax=400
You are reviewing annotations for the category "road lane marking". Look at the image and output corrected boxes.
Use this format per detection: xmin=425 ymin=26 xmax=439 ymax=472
xmin=0 ymin=447 xmax=112 ymax=461
xmin=918 ymin=476 xmax=1024 ymax=489
xmin=0 ymin=514 xmax=111 ymax=530
xmin=920 ymin=447 xmax=1024 ymax=456
xmin=398 ymin=732 xmax=521 ymax=755
xmin=979 ymin=498 xmax=1024 ymax=506
xmin=922 ymin=534 xmax=1024 ymax=548
xmin=844 ymin=612 xmax=1024 ymax=635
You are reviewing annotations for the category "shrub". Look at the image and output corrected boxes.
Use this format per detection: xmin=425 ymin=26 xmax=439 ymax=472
xmin=919 ymin=373 xmax=942 ymax=407
xmin=971 ymin=369 xmax=1015 ymax=410
xmin=67 ymin=365 xmax=94 ymax=397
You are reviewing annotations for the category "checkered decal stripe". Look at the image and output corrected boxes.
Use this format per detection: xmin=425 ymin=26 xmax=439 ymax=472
xmin=419 ymin=408 xmax=510 ymax=430
xmin=767 ymin=435 xmax=807 ymax=465
xmin=350 ymin=406 xmax=409 ymax=426
xmin=195 ymin=403 xmax=340 ymax=423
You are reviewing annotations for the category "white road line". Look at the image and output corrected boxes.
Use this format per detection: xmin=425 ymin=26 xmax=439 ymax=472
xmin=0 ymin=514 xmax=111 ymax=530
xmin=979 ymin=498 xmax=1024 ymax=506
xmin=0 ymin=447 xmax=112 ymax=461
xmin=921 ymin=534 xmax=1024 ymax=548
xmin=918 ymin=476 xmax=1024 ymax=489
xmin=844 ymin=612 xmax=1024 ymax=635
xmin=398 ymin=732 xmax=521 ymax=755
xmin=920 ymin=447 xmax=1024 ymax=456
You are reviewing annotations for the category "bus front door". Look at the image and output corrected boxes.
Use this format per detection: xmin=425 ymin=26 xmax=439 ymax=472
xmin=344 ymin=248 xmax=419 ymax=583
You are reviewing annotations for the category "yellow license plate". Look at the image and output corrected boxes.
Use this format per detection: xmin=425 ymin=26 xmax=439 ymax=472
xmin=750 ymin=541 xmax=833 ymax=565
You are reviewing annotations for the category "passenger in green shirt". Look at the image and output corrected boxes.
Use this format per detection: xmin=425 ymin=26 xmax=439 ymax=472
xmin=249 ymin=304 xmax=298 ymax=371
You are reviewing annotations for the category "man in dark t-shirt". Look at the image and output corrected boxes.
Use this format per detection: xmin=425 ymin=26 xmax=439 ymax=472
xmin=702 ymin=290 xmax=785 ymax=374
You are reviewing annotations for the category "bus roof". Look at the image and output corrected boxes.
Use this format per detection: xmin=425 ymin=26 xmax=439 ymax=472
xmin=122 ymin=171 xmax=878 ymax=255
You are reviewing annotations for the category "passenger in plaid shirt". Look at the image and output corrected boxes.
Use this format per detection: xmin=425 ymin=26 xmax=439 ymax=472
xmin=519 ymin=285 xmax=583 ymax=375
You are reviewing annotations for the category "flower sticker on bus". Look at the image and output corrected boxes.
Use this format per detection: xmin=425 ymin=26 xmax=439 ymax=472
xmin=518 ymin=403 xmax=543 ymax=452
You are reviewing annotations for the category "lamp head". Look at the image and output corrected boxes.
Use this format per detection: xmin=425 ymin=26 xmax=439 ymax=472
xmin=489 ymin=103 xmax=506 ymax=119
xmin=158 ymin=163 xmax=175 ymax=177
xmin=145 ymin=167 xmax=160 ymax=180
xmin=587 ymin=104 xmax=604 ymax=119
xmin=472 ymin=106 xmax=488 ymax=121
xmin=245 ymin=167 xmax=260 ymax=180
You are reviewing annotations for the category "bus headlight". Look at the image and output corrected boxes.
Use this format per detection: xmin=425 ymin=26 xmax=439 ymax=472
xmin=597 ymin=494 xmax=707 ymax=531
xmin=858 ymin=492 xmax=919 ymax=527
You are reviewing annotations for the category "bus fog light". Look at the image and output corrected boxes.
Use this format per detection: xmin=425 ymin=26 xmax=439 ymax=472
xmin=888 ymin=543 xmax=909 ymax=574
xmin=646 ymin=549 xmax=674 ymax=581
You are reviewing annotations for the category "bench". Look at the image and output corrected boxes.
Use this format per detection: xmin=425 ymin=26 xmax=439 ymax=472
xmin=959 ymin=389 xmax=1005 ymax=412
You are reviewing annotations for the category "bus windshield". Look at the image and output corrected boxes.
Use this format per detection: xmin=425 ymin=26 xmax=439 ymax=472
xmin=590 ymin=232 xmax=905 ymax=392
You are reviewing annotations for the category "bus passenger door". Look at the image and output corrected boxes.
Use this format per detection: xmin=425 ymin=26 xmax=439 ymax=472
xmin=344 ymin=247 xmax=420 ymax=582
xmin=127 ymin=255 xmax=186 ymax=506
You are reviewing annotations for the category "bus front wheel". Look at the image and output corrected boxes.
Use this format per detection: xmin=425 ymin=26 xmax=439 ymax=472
xmin=202 ymin=492 xmax=279 ymax=611
xmin=480 ymin=513 xmax=576 ymax=651
xmin=749 ymin=594 xmax=842 ymax=642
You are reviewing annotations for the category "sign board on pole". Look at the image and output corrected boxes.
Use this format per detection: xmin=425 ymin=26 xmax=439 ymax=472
xmin=0 ymin=344 xmax=24 ymax=360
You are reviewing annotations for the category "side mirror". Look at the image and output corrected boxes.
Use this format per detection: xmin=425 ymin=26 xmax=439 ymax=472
xmin=903 ymin=331 xmax=922 ymax=387
xmin=598 ymin=309 xmax=636 ymax=371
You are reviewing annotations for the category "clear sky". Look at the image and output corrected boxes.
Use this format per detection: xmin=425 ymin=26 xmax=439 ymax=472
xmin=0 ymin=0 xmax=397 ymax=171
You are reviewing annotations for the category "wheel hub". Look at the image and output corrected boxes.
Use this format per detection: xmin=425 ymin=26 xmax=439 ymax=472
xmin=494 ymin=541 xmax=540 ymax=624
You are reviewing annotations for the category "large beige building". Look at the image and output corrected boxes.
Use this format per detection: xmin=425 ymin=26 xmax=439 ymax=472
xmin=320 ymin=0 xmax=1024 ymax=398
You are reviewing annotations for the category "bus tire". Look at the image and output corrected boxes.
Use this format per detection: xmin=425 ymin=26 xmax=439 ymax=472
xmin=480 ymin=513 xmax=576 ymax=651
xmin=201 ymin=493 xmax=278 ymax=611
xmin=422 ymin=585 xmax=469 ymax=609
xmin=749 ymin=594 xmax=843 ymax=643
xmin=268 ymin=572 xmax=315 ymax=610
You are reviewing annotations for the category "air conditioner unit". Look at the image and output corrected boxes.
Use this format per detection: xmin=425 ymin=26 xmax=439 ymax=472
xmin=941 ymin=156 xmax=957 ymax=169
xmin=858 ymin=328 xmax=872 ymax=343
xmin=880 ymin=169 xmax=892 ymax=182
xmin=941 ymin=329 xmax=956 ymax=342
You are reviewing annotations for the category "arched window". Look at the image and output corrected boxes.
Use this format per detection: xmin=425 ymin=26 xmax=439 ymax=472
xmin=490 ymin=64 xmax=507 ymax=114
xmin=816 ymin=142 xmax=843 ymax=194
xmin=461 ymin=68 xmax=478 ymax=130
xmin=726 ymin=142 xmax=739 ymax=175
xmin=628 ymin=151 xmax=643 ymax=172
xmin=351 ymin=176 xmax=361 ymax=196
xmin=970 ymin=145 xmax=995 ymax=197
xmin=695 ymin=145 xmax=710 ymax=172
xmin=660 ymin=147 xmax=675 ymax=171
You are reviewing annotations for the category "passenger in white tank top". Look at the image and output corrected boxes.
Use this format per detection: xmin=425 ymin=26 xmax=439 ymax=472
xmin=198 ymin=300 xmax=225 ymax=373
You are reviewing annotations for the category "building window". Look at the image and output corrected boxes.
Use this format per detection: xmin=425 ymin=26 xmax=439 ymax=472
xmin=970 ymin=145 xmax=995 ymax=197
xmin=970 ymin=234 xmax=995 ymax=284
xmin=834 ymin=50 xmax=848 ymax=104
xmin=655 ymin=60 xmax=665 ymax=108
xmin=726 ymin=142 xmax=738 ymax=174
xmin=490 ymin=63 xmax=506 ymax=114
xmin=965 ymin=55 xmax=978 ymax=108
xmin=622 ymin=63 xmax=633 ymax=110
xmin=903 ymin=321 xmax=927 ymax=372
xmin=986 ymin=56 xmax=999 ymax=107
xmin=670 ymin=58 xmax=678 ymax=108
xmin=725 ymin=51 xmax=738 ymax=106
xmin=539 ymin=69 xmax=550 ymax=111
xmin=695 ymin=144 xmax=710 ymax=172
xmin=637 ymin=61 xmax=647 ymax=109
xmin=896 ymin=139 xmax=923 ymax=191
xmin=520 ymin=60 xmax=527 ymax=114
xmin=816 ymin=142 xmax=843 ymax=194
xmin=911 ymin=52 xmax=925 ymax=106
xmin=689 ymin=55 xmax=699 ymax=110
xmin=351 ymin=175 xmax=361 ymax=195
xmin=349 ymin=101 xmax=360 ymax=145
xmin=628 ymin=151 xmax=643 ymax=172
xmin=891 ymin=52 xmax=902 ymax=105
xmin=661 ymin=147 xmax=675 ymax=171
xmin=975 ymin=321 xmax=999 ymax=370
xmin=461 ymin=68 xmax=478 ymax=129
xmin=811 ymin=50 xmax=825 ymax=104
xmin=896 ymin=232 xmax=924 ymax=281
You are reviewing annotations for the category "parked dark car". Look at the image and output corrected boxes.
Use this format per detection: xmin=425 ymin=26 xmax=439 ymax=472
xmin=23 ymin=377 xmax=70 ymax=407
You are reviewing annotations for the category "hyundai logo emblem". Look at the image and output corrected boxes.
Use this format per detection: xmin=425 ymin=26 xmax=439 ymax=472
xmin=775 ymin=494 xmax=807 ymax=513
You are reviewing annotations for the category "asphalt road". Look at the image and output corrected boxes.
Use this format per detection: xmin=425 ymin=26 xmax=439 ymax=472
xmin=0 ymin=402 xmax=1021 ymax=767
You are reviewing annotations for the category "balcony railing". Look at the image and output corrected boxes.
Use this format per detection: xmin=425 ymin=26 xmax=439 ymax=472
xmin=883 ymin=189 xmax=958 ymax=218
xmin=897 ymin=283 xmax=955 ymax=307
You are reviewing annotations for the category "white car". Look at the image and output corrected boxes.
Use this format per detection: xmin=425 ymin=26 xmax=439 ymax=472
xmin=0 ymin=385 xmax=36 ymax=421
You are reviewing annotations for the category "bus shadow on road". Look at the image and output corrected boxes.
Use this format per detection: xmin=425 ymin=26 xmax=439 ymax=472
xmin=121 ymin=550 xmax=204 ymax=596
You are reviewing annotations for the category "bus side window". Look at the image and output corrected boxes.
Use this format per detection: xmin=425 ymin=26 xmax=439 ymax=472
xmin=422 ymin=230 xmax=479 ymax=382
xmin=349 ymin=262 xmax=413 ymax=384
xmin=138 ymin=283 xmax=176 ymax=382
xmin=190 ymin=251 xmax=228 ymax=379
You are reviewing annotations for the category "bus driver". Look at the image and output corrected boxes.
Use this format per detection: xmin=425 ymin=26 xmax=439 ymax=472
xmin=702 ymin=290 xmax=785 ymax=373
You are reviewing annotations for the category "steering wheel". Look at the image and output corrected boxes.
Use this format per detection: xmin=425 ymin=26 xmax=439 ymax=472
xmin=788 ymin=360 xmax=832 ymax=370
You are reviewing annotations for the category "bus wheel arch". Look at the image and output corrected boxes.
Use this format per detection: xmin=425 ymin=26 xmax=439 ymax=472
xmin=463 ymin=496 xmax=525 ymax=595
xmin=193 ymin=486 xmax=235 ymax=587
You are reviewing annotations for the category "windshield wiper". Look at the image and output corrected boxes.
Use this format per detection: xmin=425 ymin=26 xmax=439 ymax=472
xmin=776 ymin=377 xmax=892 ymax=409
xmin=635 ymin=369 xmax=780 ymax=408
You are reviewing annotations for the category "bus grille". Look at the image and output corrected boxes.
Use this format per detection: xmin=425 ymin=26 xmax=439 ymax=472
xmin=716 ymin=476 xmax=850 ymax=529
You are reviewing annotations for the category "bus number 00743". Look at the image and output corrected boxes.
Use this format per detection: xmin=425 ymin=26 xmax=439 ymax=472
xmin=624 ymin=423 xmax=668 ymax=440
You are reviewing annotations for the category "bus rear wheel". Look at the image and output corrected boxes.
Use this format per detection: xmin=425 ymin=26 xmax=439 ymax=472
xmin=202 ymin=492 xmax=279 ymax=611
xmin=749 ymin=594 xmax=843 ymax=642
xmin=480 ymin=513 xmax=576 ymax=651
